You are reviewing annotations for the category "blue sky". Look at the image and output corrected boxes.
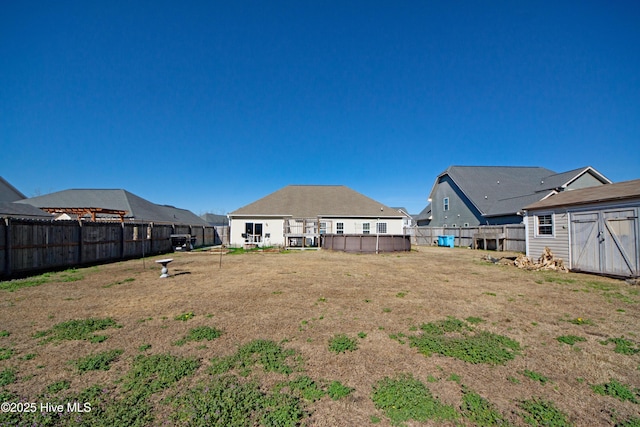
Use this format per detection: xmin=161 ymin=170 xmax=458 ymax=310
xmin=2 ymin=1 xmax=639 ymax=215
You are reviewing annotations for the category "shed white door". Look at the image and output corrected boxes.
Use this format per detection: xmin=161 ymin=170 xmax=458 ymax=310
xmin=570 ymin=208 xmax=639 ymax=277
xmin=570 ymin=212 xmax=600 ymax=273
xmin=602 ymin=209 xmax=638 ymax=277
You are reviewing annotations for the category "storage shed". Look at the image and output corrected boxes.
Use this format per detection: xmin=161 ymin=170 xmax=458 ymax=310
xmin=523 ymin=179 xmax=640 ymax=278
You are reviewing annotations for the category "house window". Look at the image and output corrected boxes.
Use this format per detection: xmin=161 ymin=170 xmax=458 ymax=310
xmin=320 ymin=222 xmax=327 ymax=234
xmin=463 ymin=223 xmax=469 ymax=227
xmin=443 ymin=197 xmax=449 ymax=211
xmin=245 ymin=222 xmax=263 ymax=242
xmin=536 ymin=214 xmax=553 ymax=236
xmin=377 ymin=222 xmax=387 ymax=234
xmin=336 ymin=222 xmax=344 ymax=234
xmin=363 ymin=223 xmax=370 ymax=234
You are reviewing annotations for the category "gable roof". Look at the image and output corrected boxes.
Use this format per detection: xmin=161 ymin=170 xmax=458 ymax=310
xmin=524 ymin=179 xmax=640 ymax=211
xmin=0 ymin=176 xmax=26 ymax=202
xmin=15 ymin=189 xmax=207 ymax=225
xmin=414 ymin=203 xmax=431 ymax=222
xmin=230 ymin=185 xmax=402 ymax=218
xmin=429 ymin=166 xmax=610 ymax=217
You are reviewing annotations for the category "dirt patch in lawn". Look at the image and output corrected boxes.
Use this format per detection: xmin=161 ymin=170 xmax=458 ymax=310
xmin=1 ymin=246 xmax=638 ymax=426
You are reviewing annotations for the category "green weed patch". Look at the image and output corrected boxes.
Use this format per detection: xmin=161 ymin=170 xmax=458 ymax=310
xmin=600 ymin=337 xmax=640 ymax=355
xmin=45 ymin=380 xmax=70 ymax=395
xmin=0 ymin=368 xmax=16 ymax=387
xmin=0 ymin=269 xmax=84 ymax=292
xmin=592 ymin=378 xmax=639 ymax=404
xmin=274 ymin=375 xmax=354 ymax=402
xmin=0 ymin=347 xmax=13 ymax=360
xmin=122 ymin=353 xmax=200 ymax=400
xmin=174 ymin=326 xmax=223 ymax=346
xmin=33 ymin=317 xmax=121 ymax=343
xmin=371 ymin=374 xmax=458 ymax=425
xmin=72 ymin=349 xmax=124 ymax=372
xmin=172 ymin=375 xmax=305 ymax=426
xmin=519 ymin=398 xmax=573 ymax=426
xmin=557 ymin=335 xmax=586 ymax=346
xmin=209 ymin=339 xmax=296 ymax=376
xmin=460 ymin=387 xmax=511 ymax=426
xmin=522 ymin=370 xmax=550 ymax=385
xmin=409 ymin=317 xmax=521 ymax=365
xmin=328 ymin=334 xmax=358 ymax=353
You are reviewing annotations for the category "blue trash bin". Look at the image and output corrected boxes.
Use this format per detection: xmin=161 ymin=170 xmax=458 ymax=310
xmin=437 ymin=236 xmax=445 ymax=246
xmin=444 ymin=235 xmax=455 ymax=248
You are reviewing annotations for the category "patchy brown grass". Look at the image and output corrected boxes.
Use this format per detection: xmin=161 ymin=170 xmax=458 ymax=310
xmin=1 ymin=246 xmax=638 ymax=426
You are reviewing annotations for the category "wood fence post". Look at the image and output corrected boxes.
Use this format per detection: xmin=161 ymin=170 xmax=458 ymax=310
xmin=4 ymin=218 xmax=11 ymax=278
xmin=78 ymin=221 xmax=83 ymax=265
xmin=120 ymin=223 xmax=125 ymax=259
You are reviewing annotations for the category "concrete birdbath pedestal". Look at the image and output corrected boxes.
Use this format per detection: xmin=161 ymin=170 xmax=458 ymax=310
xmin=155 ymin=258 xmax=173 ymax=278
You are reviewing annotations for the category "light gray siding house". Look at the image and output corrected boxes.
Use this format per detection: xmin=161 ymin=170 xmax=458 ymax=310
xmin=228 ymin=185 xmax=407 ymax=248
xmin=418 ymin=166 xmax=611 ymax=227
xmin=524 ymin=179 xmax=640 ymax=278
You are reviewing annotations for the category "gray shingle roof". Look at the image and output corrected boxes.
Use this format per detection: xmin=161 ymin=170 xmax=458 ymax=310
xmin=0 ymin=202 xmax=53 ymax=219
xmin=0 ymin=177 xmax=26 ymax=202
xmin=230 ymin=185 xmax=402 ymax=218
xmin=524 ymin=179 xmax=640 ymax=210
xmin=431 ymin=166 xmax=610 ymax=217
xmin=15 ymin=189 xmax=207 ymax=225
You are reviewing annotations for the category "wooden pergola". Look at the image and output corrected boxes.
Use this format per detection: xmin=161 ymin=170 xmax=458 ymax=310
xmin=41 ymin=207 xmax=129 ymax=222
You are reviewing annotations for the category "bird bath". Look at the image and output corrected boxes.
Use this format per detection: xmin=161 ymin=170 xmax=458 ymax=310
xmin=155 ymin=258 xmax=173 ymax=278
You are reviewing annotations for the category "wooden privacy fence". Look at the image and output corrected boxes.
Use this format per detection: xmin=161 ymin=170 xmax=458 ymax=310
xmin=322 ymin=234 xmax=411 ymax=253
xmin=411 ymin=225 xmax=526 ymax=252
xmin=0 ymin=218 xmax=226 ymax=279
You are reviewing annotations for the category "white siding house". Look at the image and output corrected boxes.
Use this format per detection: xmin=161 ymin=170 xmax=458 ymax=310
xmin=228 ymin=185 xmax=407 ymax=249
xmin=524 ymin=179 xmax=640 ymax=278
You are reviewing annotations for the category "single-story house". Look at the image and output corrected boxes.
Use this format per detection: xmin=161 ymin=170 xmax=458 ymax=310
xmin=523 ymin=179 xmax=640 ymax=278
xmin=15 ymin=189 xmax=208 ymax=226
xmin=228 ymin=185 xmax=407 ymax=248
xmin=417 ymin=166 xmax=611 ymax=227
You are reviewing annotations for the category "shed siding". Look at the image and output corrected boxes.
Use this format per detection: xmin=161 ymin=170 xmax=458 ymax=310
xmin=526 ymin=211 xmax=570 ymax=262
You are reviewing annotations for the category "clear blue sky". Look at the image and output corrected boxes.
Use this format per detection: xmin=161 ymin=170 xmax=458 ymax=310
xmin=2 ymin=1 xmax=639 ymax=215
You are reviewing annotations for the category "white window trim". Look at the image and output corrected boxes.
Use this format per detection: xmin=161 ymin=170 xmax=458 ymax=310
xmin=443 ymin=197 xmax=449 ymax=211
xmin=535 ymin=213 xmax=554 ymax=238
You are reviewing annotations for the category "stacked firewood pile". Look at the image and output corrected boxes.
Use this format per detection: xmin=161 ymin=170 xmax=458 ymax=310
xmin=514 ymin=247 xmax=568 ymax=272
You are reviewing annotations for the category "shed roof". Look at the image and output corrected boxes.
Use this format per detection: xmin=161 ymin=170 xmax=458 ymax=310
xmin=230 ymin=185 xmax=401 ymax=218
xmin=524 ymin=179 xmax=640 ymax=211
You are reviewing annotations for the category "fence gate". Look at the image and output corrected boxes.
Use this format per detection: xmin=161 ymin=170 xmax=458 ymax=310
xmin=570 ymin=208 xmax=639 ymax=277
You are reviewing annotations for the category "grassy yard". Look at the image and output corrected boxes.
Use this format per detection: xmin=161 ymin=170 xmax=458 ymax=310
xmin=0 ymin=246 xmax=638 ymax=426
